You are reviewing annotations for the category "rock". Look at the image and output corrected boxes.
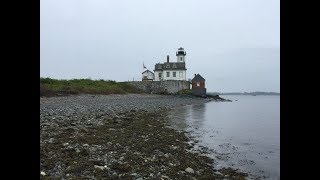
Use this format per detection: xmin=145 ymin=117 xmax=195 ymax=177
xmin=162 ymin=175 xmax=169 ymax=179
xmin=171 ymin=145 xmax=178 ymax=150
xmin=135 ymin=178 xmax=143 ymax=180
xmin=81 ymin=127 xmax=88 ymax=132
xmin=40 ymin=171 xmax=46 ymax=176
xmin=94 ymin=165 xmax=106 ymax=170
xmin=63 ymin=143 xmax=69 ymax=146
xmin=185 ymin=167 xmax=195 ymax=173
xmin=111 ymin=172 xmax=118 ymax=178
xmin=97 ymin=121 xmax=104 ymax=126
xmin=130 ymin=173 xmax=138 ymax=176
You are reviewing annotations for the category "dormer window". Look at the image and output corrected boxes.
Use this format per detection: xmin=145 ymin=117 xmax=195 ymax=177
xmin=158 ymin=64 xmax=162 ymax=69
xmin=172 ymin=63 xmax=177 ymax=68
xmin=166 ymin=64 xmax=170 ymax=68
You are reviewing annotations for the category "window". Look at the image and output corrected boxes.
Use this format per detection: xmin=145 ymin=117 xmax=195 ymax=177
xmin=196 ymin=82 xmax=200 ymax=87
xmin=166 ymin=63 xmax=170 ymax=68
xmin=173 ymin=72 xmax=176 ymax=77
xmin=180 ymin=57 xmax=183 ymax=61
xmin=166 ymin=72 xmax=170 ymax=77
xmin=179 ymin=72 xmax=183 ymax=77
xmin=159 ymin=73 xmax=162 ymax=78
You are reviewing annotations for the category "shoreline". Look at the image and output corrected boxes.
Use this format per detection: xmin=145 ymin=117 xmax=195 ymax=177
xmin=40 ymin=94 xmax=245 ymax=179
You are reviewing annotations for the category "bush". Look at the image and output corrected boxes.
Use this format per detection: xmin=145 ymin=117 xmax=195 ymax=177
xmin=177 ymin=89 xmax=192 ymax=94
xmin=40 ymin=83 xmax=55 ymax=97
xmin=40 ymin=78 xmax=143 ymax=97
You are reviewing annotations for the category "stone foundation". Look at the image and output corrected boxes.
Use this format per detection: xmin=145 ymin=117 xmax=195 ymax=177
xmin=127 ymin=80 xmax=191 ymax=94
xmin=192 ymin=88 xmax=207 ymax=96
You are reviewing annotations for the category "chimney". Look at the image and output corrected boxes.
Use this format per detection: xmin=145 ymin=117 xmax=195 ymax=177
xmin=167 ymin=55 xmax=169 ymax=63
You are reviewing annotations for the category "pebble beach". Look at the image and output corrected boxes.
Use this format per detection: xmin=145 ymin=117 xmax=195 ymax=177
xmin=40 ymin=94 xmax=246 ymax=179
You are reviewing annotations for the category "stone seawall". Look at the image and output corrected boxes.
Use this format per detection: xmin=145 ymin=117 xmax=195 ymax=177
xmin=192 ymin=88 xmax=207 ymax=96
xmin=127 ymin=80 xmax=190 ymax=94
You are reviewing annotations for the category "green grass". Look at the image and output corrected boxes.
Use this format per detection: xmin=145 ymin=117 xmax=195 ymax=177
xmin=40 ymin=78 xmax=142 ymax=97
xmin=177 ymin=89 xmax=192 ymax=95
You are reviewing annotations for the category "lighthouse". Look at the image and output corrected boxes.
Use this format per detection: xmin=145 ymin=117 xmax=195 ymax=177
xmin=153 ymin=47 xmax=187 ymax=81
xmin=176 ymin=47 xmax=186 ymax=62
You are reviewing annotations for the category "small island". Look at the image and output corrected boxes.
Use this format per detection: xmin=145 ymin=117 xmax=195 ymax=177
xmin=40 ymin=78 xmax=244 ymax=179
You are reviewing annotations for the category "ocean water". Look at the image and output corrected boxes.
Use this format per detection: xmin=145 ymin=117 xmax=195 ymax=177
xmin=167 ymin=95 xmax=280 ymax=179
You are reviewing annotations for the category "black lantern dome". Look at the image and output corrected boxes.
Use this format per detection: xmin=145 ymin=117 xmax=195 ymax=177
xmin=176 ymin=47 xmax=186 ymax=56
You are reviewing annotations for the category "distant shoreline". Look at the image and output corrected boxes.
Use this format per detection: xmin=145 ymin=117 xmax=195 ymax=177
xmin=221 ymin=94 xmax=280 ymax=96
xmin=209 ymin=92 xmax=280 ymax=96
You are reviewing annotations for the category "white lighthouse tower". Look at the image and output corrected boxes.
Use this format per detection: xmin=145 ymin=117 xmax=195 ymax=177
xmin=176 ymin=47 xmax=186 ymax=62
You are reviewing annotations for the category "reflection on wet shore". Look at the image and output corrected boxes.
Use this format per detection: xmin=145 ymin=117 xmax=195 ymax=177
xmin=167 ymin=103 xmax=206 ymax=131
xmin=166 ymin=95 xmax=280 ymax=179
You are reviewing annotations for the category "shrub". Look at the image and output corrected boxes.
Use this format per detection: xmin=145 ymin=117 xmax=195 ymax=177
xmin=40 ymin=83 xmax=55 ymax=97
xmin=177 ymin=89 xmax=192 ymax=94
xmin=40 ymin=78 xmax=143 ymax=97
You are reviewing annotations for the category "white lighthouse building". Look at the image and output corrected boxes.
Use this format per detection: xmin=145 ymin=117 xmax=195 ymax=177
xmin=153 ymin=47 xmax=187 ymax=81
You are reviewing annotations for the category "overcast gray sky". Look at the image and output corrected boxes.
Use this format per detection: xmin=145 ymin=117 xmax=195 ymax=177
xmin=40 ymin=0 xmax=279 ymax=93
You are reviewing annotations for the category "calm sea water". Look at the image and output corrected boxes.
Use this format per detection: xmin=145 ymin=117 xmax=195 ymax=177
xmin=167 ymin=95 xmax=280 ymax=179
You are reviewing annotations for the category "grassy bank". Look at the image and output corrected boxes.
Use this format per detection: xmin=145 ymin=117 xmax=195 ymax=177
xmin=40 ymin=78 xmax=142 ymax=97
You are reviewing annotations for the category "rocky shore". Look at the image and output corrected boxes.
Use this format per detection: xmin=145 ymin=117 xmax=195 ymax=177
xmin=40 ymin=94 xmax=246 ymax=179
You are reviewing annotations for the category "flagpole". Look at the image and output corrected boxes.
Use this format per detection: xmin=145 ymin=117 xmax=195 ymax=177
xmin=143 ymin=61 xmax=147 ymax=71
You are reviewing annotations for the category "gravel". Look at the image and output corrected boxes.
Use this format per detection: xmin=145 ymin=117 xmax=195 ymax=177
xmin=40 ymin=94 xmax=246 ymax=179
xmin=40 ymin=94 xmax=211 ymax=135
